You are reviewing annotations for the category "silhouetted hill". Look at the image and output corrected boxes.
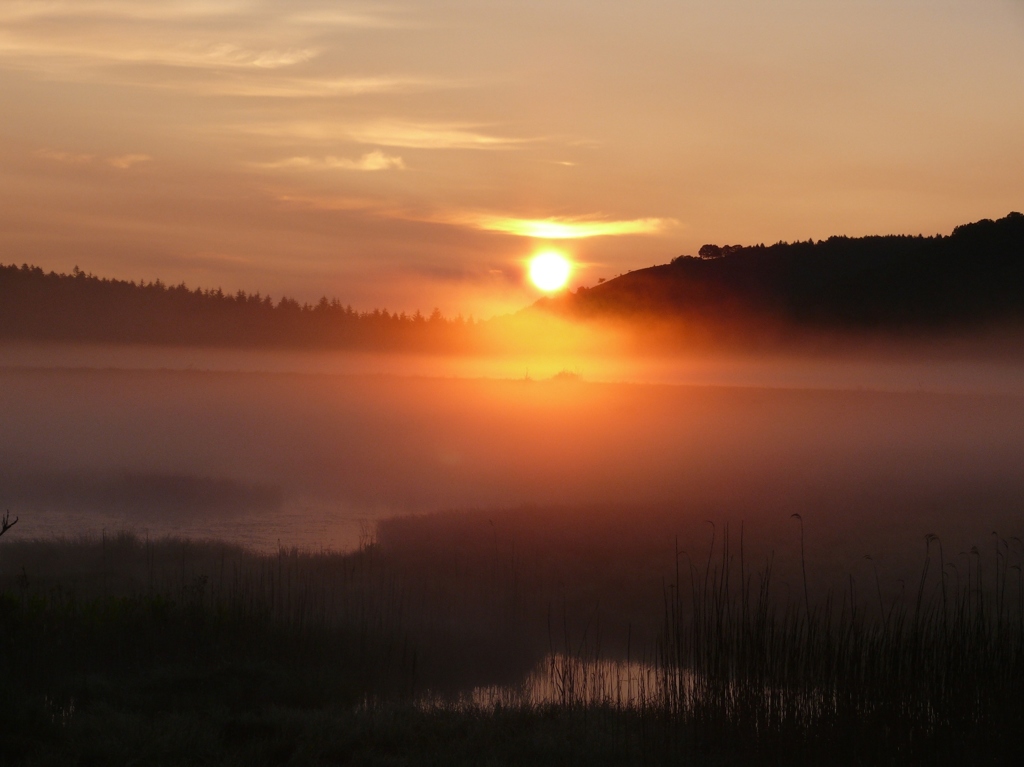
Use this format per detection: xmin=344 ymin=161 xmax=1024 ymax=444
xmin=0 ymin=266 xmax=479 ymax=350
xmin=540 ymin=213 xmax=1024 ymax=330
xmin=5 ymin=213 xmax=1023 ymax=352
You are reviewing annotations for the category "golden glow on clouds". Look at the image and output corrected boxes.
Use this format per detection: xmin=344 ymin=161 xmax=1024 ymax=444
xmin=35 ymin=149 xmax=151 ymax=169
xmin=254 ymin=152 xmax=405 ymax=172
xmin=0 ymin=36 xmax=317 ymax=71
xmin=529 ymin=251 xmax=572 ymax=292
xmin=191 ymin=77 xmax=439 ymax=99
xmin=0 ymin=0 xmax=406 ymax=89
xmin=268 ymin=195 xmax=661 ymax=243
xmin=34 ymin=148 xmax=94 ymax=165
xmin=469 ymin=216 xmax=675 ymax=240
xmin=0 ymin=2 xmax=391 ymax=26
xmin=0 ymin=2 xmax=251 ymax=23
xmin=107 ymin=154 xmax=152 ymax=169
xmin=347 ymin=123 xmax=527 ymax=151
xmin=237 ymin=121 xmax=525 ymax=151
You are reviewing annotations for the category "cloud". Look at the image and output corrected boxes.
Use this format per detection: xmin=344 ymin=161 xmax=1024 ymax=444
xmin=107 ymin=154 xmax=151 ymax=169
xmin=0 ymin=1 xmax=252 ymax=23
xmin=34 ymin=148 xmax=94 ymax=164
xmin=326 ymin=151 xmax=406 ymax=171
xmin=269 ymin=192 xmax=675 ymax=240
xmin=0 ymin=1 xmax=406 ymax=75
xmin=190 ymin=76 xmax=443 ymax=99
xmin=243 ymin=120 xmax=528 ymax=150
xmin=0 ymin=7 xmax=449 ymax=100
xmin=456 ymin=214 xmax=677 ymax=239
xmin=0 ymin=36 xmax=318 ymax=71
xmin=0 ymin=2 xmax=342 ymax=85
xmin=0 ymin=1 xmax=405 ymax=28
xmin=0 ymin=33 xmax=443 ymax=97
xmin=200 ymin=44 xmax=318 ymax=70
xmin=255 ymin=151 xmax=405 ymax=172
xmin=348 ymin=122 xmax=528 ymax=150
xmin=273 ymin=193 xmax=389 ymax=213
xmin=35 ymin=148 xmax=150 ymax=169
xmin=284 ymin=8 xmax=409 ymax=30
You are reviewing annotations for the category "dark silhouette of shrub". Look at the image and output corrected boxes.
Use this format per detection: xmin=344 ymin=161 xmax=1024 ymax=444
xmin=0 ymin=510 xmax=16 ymax=539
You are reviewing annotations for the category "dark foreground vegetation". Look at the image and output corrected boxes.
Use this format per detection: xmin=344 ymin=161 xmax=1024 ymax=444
xmin=545 ymin=211 xmax=1024 ymax=332
xmin=2 ymin=511 xmax=1023 ymax=765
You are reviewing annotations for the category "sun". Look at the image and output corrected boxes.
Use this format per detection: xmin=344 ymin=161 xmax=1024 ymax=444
xmin=528 ymin=250 xmax=572 ymax=292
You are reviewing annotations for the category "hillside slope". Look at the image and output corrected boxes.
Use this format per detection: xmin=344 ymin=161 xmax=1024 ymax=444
xmin=539 ymin=213 xmax=1024 ymax=330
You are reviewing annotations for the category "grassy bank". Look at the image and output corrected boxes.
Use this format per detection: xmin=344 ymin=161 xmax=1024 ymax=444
xmin=1 ymin=519 xmax=1023 ymax=765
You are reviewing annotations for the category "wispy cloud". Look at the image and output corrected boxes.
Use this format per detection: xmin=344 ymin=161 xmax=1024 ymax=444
xmin=0 ymin=1 xmax=401 ymax=27
xmin=35 ymin=148 xmax=150 ymax=169
xmin=270 ymin=191 xmax=675 ymax=239
xmin=255 ymin=151 xmax=405 ymax=172
xmin=0 ymin=1 xmax=253 ymax=23
xmin=107 ymin=154 xmax=151 ymax=169
xmin=284 ymin=8 xmax=410 ymax=30
xmin=244 ymin=120 xmax=528 ymax=150
xmin=457 ymin=214 xmax=677 ymax=239
xmin=348 ymin=122 xmax=527 ymax=150
xmin=0 ymin=4 xmax=444 ymax=101
xmin=0 ymin=0 xmax=404 ymax=83
xmin=0 ymin=36 xmax=318 ymax=71
xmin=190 ymin=76 xmax=445 ymax=99
xmin=273 ymin=193 xmax=386 ymax=213
xmin=34 ymin=148 xmax=94 ymax=164
xmin=0 ymin=35 xmax=448 ymax=98
xmin=201 ymin=44 xmax=317 ymax=70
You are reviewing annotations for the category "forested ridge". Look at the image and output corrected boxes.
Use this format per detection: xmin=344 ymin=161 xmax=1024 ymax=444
xmin=543 ymin=212 xmax=1024 ymax=329
xmin=0 ymin=265 xmax=479 ymax=350
xmin=4 ymin=213 xmax=1024 ymax=350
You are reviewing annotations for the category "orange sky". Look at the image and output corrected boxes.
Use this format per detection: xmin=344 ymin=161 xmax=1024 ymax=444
xmin=1 ymin=1 xmax=1023 ymax=317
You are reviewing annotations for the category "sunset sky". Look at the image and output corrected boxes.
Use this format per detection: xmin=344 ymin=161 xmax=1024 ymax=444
xmin=2 ymin=1 xmax=1023 ymax=317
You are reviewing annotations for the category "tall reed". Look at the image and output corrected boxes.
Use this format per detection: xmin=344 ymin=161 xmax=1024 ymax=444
xmin=656 ymin=523 xmax=1024 ymax=754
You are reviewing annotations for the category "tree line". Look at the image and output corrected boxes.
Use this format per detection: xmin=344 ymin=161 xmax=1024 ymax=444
xmin=0 ymin=265 xmax=481 ymax=351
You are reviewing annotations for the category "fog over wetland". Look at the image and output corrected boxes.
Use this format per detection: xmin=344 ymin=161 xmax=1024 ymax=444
xmin=3 ymin=341 xmax=1023 ymax=588
xmin=5 ymin=334 xmax=1024 ymax=763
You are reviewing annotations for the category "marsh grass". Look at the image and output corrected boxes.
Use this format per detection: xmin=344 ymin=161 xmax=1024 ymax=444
xmin=653 ymin=523 xmax=1024 ymax=761
xmin=1 ymin=523 xmax=1023 ymax=764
